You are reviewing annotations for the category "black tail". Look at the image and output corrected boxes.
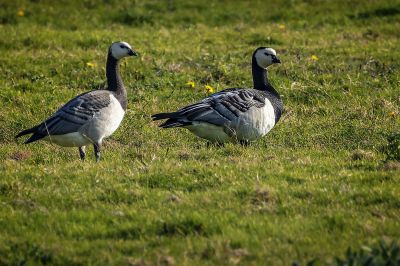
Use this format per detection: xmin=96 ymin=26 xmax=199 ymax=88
xmin=15 ymin=125 xmax=38 ymax=138
xmin=151 ymin=112 xmax=174 ymax=121
xmin=151 ymin=113 xmax=191 ymax=128
xmin=15 ymin=125 xmax=46 ymax=144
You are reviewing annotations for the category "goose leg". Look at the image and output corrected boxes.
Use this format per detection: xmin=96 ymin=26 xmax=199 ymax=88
xmin=79 ymin=146 xmax=86 ymax=161
xmin=207 ymin=141 xmax=225 ymax=148
xmin=239 ymin=140 xmax=250 ymax=146
xmin=216 ymin=142 xmax=225 ymax=147
xmin=93 ymin=142 xmax=101 ymax=162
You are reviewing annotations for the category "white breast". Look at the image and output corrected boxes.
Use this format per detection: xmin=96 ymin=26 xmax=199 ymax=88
xmin=98 ymin=94 xmax=125 ymax=139
xmin=81 ymin=94 xmax=125 ymax=143
xmin=235 ymin=99 xmax=276 ymax=141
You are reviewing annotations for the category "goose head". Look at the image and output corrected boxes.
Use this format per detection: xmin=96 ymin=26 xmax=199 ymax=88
xmin=253 ymin=47 xmax=281 ymax=69
xmin=109 ymin=41 xmax=137 ymax=60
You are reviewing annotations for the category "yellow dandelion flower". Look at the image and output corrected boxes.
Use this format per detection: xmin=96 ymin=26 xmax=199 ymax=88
xmin=389 ymin=111 xmax=396 ymax=117
xmin=86 ymin=62 xmax=95 ymax=68
xmin=205 ymin=85 xmax=215 ymax=94
xmin=17 ymin=10 xmax=24 ymax=17
xmin=185 ymin=81 xmax=195 ymax=88
xmin=311 ymin=55 xmax=319 ymax=61
xmin=278 ymin=24 xmax=285 ymax=30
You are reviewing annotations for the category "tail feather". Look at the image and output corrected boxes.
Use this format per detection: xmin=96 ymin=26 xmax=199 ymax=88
xmin=152 ymin=112 xmax=191 ymax=128
xmin=24 ymin=132 xmax=46 ymax=144
xmin=159 ymin=120 xmax=191 ymax=128
xmin=15 ymin=125 xmax=46 ymax=144
xmin=151 ymin=112 xmax=175 ymax=121
xmin=15 ymin=125 xmax=39 ymax=139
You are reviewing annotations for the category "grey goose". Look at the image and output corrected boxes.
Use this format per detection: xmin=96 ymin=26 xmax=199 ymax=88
xmin=16 ymin=41 xmax=137 ymax=161
xmin=152 ymin=47 xmax=282 ymax=144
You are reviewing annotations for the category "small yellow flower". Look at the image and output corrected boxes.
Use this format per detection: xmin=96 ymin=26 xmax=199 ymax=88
xmin=17 ymin=10 xmax=24 ymax=17
xmin=278 ymin=24 xmax=285 ymax=30
xmin=86 ymin=62 xmax=95 ymax=68
xmin=205 ymin=85 xmax=215 ymax=94
xmin=185 ymin=81 xmax=195 ymax=88
xmin=389 ymin=111 xmax=396 ymax=117
xmin=311 ymin=55 xmax=319 ymax=61
xmin=373 ymin=78 xmax=380 ymax=83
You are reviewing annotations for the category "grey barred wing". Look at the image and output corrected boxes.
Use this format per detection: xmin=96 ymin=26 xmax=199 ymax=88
xmin=208 ymin=88 xmax=265 ymax=113
xmin=37 ymin=90 xmax=111 ymax=136
xmin=176 ymin=89 xmax=267 ymax=127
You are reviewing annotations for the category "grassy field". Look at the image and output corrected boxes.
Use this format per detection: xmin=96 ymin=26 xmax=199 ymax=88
xmin=1 ymin=0 xmax=400 ymax=265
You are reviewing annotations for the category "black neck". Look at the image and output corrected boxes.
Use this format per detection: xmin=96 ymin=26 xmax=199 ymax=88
xmin=252 ymin=57 xmax=279 ymax=95
xmin=106 ymin=52 xmax=127 ymax=110
xmin=252 ymin=56 xmax=283 ymax=123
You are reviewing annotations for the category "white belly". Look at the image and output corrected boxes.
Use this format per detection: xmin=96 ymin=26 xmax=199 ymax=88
xmin=43 ymin=132 xmax=91 ymax=147
xmin=187 ymin=122 xmax=231 ymax=143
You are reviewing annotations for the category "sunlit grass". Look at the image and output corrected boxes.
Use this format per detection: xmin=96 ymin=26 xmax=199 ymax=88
xmin=0 ymin=0 xmax=399 ymax=265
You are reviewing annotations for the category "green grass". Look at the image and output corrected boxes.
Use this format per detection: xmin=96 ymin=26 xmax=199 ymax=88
xmin=1 ymin=0 xmax=400 ymax=265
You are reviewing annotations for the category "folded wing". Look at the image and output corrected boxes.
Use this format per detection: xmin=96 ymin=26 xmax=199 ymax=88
xmin=152 ymin=88 xmax=267 ymax=128
xmin=17 ymin=90 xmax=111 ymax=143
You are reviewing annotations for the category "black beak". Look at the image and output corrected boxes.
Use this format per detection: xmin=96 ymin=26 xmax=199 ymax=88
xmin=128 ymin=49 xmax=138 ymax=56
xmin=272 ymin=56 xmax=281 ymax=64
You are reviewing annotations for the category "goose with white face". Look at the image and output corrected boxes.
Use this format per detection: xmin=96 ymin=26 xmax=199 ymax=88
xmin=110 ymin=41 xmax=137 ymax=60
xmin=15 ymin=41 xmax=138 ymax=162
xmin=152 ymin=46 xmax=284 ymax=144
xmin=254 ymin=47 xmax=281 ymax=68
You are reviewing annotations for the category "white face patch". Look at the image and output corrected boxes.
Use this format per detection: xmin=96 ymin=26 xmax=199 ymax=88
xmin=255 ymin=48 xmax=277 ymax=69
xmin=110 ymin=41 xmax=134 ymax=60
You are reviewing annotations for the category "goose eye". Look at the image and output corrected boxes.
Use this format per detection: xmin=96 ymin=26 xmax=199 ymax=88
xmin=264 ymin=52 xmax=270 ymax=56
xmin=120 ymin=45 xmax=126 ymax=49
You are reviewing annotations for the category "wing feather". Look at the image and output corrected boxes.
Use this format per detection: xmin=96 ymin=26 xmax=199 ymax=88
xmin=153 ymin=88 xmax=267 ymax=128
xmin=36 ymin=90 xmax=111 ymax=136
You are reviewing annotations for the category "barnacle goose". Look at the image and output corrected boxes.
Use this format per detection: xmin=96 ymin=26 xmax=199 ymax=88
xmin=152 ymin=47 xmax=282 ymax=145
xmin=16 ymin=41 xmax=138 ymax=161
